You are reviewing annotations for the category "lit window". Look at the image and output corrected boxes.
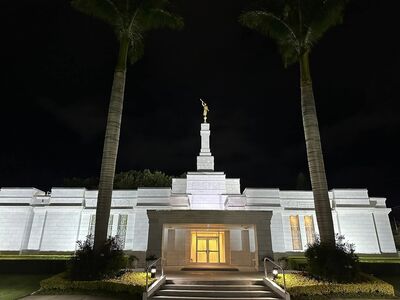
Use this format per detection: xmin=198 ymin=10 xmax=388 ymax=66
xmin=116 ymin=215 xmax=128 ymax=249
xmin=290 ymin=216 xmax=302 ymax=250
xmin=87 ymin=214 xmax=113 ymax=239
xmin=304 ymin=216 xmax=316 ymax=245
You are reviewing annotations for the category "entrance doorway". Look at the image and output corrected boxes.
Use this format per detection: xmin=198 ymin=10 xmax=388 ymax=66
xmin=196 ymin=236 xmax=219 ymax=263
xmin=190 ymin=231 xmax=226 ymax=264
xmin=160 ymin=222 xmax=262 ymax=270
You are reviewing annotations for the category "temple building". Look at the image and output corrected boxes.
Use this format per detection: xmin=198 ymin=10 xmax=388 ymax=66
xmin=0 ymin=120 xmax=396 ymax=270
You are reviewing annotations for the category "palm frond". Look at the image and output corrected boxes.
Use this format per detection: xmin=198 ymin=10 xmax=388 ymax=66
xmin=305 ymin=0 xmax=348 ymax=46
xmin=110 ymin=0 xmax=144 ymax=28
xmin=240 ymin=0 xmax=348 ymax=65
xmin=277 ymin=42 xmax=299 ymax=67
xmin=71 ymin=0 xmax=120 ymax=27
xmin=240 ymin=11 xmax=295 ymax=42
xmin=128 ymin=35 xmax=145 ymax=64
xmin=240 ymin=10 xmax=300 ymax=66
xmin=137 ymin=8 xmax=184 ymax=31
xmin=72 ymin=0 xmax=184 ymax=65
xmin=111 ymin=0 xmax=142 ymax=13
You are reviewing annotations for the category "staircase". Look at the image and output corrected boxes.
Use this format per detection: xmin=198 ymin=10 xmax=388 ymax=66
xmin=150 ymin=279 xmax=282 ymax=300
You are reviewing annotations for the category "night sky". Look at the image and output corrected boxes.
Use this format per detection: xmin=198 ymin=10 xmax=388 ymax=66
xmin=1 ymin=0 xmax=399 ymax=207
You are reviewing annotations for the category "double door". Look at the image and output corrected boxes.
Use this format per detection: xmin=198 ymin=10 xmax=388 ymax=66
xmin=196 ymin=236 xmax=219 ymax=263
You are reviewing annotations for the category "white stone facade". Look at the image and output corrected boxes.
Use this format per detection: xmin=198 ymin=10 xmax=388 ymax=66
xmin=0 ymin=122 xmax=396 ymax=267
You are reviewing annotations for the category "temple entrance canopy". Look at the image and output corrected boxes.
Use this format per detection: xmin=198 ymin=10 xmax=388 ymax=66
xmin=162 ymin=224 xmax=256 ymax=269
xmin=147 ymin=210 xmax=273 ymax=271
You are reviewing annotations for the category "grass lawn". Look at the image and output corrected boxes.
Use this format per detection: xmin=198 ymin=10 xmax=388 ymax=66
xmin=0 ymin=255 xmax=71 ymax=260
xmin=0 ymin=274 xmax=49 ymax=300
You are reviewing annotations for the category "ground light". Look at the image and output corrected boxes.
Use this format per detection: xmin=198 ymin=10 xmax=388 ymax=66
xmin=272 ymin=267 xmax=279 ymax=280
xmin=150 ymin=265 xmax=157 ymax=278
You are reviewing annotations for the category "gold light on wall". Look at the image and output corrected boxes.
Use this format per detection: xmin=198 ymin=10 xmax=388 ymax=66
xmin=190 ymin=232 xmax=197 ymax=263
xmin=219 ymin=232 xmax=226 ymax=263
xmin=290 ymin=216 xmax=302 ymax=250
xmin=304 ymin=216 xmax=316 ymax=244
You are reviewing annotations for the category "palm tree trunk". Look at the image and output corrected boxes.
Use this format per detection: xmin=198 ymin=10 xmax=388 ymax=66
xmin=300 ymin=52 xmax=335 ymax=246
xmin=93 ymin=36 xmax=129 ymax=254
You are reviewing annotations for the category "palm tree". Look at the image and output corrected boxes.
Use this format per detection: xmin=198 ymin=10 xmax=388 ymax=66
xmin=72 ymin=0 xmax=183 ymax=253
xmin=240 ymin=0 xmax=348 ymax=246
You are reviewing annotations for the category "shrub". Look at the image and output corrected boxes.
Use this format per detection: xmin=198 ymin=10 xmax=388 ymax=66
xmin=305 ymin=235 xmax=360 ymax=283
xmin=40 ymin=271 xmax=155 ymax=296
xmin=275 ymin=273 xmax=395 ymax=298
xmin=277 ymin=256 xmax=289 ymax=269
xmin=127 ymin=255 xmax=139 ymax=269
xmin=146 ymin=254 xmax=157 ymax=262
xmin=67 ymin=236 xmax=127 ymax=280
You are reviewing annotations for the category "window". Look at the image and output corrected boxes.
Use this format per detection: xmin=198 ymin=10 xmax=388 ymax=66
xmin=108 ymin=215 xmax=114 ymax=237
xmin=87 ymin=214 xmax=114 ymax=238
xmin=290 ymin=216 xmax=302 ymax=250
xmin=304 ymin=216 xmax=316 ymax=245
xmin=88 ymin=215 xmax=96 ymax=238
xmin=116 ymin=215 xmax=128 ymax=249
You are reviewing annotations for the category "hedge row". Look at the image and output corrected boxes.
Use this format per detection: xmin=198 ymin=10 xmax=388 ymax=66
xmin=286 ymin=257 xmax=400 ymax=275
xmin=276 ymin=273 xmax=395 ymax=298
xmin=40 ymin=272 xmax=155 ymax=297
xmin=361 ymin=262 xmax=400 ymax=275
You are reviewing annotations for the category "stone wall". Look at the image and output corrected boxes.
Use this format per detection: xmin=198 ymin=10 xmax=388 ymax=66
xmin=0 ymin=187 xmax=396 ymax=255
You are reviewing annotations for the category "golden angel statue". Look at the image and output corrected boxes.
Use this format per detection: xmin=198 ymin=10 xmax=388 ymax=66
xmin=200 ymin=98 xmax=209 ymax=123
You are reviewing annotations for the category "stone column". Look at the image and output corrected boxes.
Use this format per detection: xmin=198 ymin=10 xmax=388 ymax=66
xmin=256 ymin=218 xmax=274 ymax=270
xmin=146 ymin=212 xmax=162 ymax=260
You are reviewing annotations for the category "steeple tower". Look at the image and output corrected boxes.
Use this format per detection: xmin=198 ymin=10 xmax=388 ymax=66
xmin=196 ymin=122 xmax=214 ymax=171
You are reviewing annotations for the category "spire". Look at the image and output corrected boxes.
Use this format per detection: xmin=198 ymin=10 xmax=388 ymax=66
xmin=197 ymin=122 xmax=214 ymax=171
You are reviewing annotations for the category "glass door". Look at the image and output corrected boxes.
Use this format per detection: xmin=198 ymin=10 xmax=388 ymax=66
xmin=207 ymin=237 xmax=219 ymax=263
xmin=196 ymin=237 xmax=219 ymax=263
xmin=196 ymin=238 xmax=208 ymax=263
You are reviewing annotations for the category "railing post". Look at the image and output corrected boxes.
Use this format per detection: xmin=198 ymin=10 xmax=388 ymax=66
xmin=264 ymin=258 xmax=267 ymax=277
xmin=145 ymin=257 xmax=162 ymax=293
xmin=282 ymin=269 xmax=287 ymax=291
xmin=145 ymin=261 xmax=149 ymax=293
xmin=263 ymin=257 xmax=287 ymax=295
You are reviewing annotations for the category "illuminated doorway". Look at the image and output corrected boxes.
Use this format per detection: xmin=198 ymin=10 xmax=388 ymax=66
xmin=191 ymin=231 xmax=226 ymax=263
xmin=197 ymin=236 xmax=219 ymax=263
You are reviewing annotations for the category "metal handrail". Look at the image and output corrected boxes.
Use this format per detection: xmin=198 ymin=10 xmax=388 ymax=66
xmin=145 ymin=257 xmax=164 ymax=293
xmin=263 ymin=256 xmax=287 ymax=293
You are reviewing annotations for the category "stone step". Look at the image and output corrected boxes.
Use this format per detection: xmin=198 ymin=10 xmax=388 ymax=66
xmin=165 ymin=279 xmax=265 ymax=285
xmin=162 ymin=284 xmax=270 ymax=291
xmin=151 ymin=278 xmax=283 ymax=300
xmin=151 ymin=297 xmax=279 ymax=300
xmin=156 ymin=289 xmax=275 ymax=298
